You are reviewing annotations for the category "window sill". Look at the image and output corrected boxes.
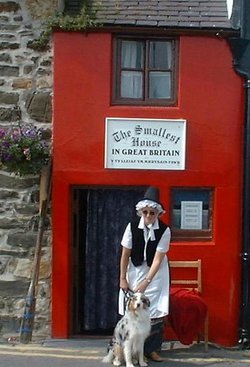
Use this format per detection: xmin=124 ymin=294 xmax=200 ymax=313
xmin=170 ymin=240 xmax=215 ymax=246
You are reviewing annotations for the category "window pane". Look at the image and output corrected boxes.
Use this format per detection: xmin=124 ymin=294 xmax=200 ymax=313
xmin=149 ymin=72 xmax=171 ymax=98
xmin=121 ymin=71 xmax=143 ymax=98
xmin=172 ymin=189 xmax=211 ymax=230
xmin=149 ymin=41 xmax=172 ymax=69
xmin=121 ymin=40 xmax=143 ymax=69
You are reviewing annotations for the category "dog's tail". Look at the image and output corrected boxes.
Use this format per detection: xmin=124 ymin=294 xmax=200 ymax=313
xmin=102 ymin=349 xmax=113 ymax=364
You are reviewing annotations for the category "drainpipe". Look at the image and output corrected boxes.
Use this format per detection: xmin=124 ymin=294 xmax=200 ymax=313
xmin=239 ymin=73 xmax=250 ymax=348
xmin=229 ymin=0 xmax=250 ymax=349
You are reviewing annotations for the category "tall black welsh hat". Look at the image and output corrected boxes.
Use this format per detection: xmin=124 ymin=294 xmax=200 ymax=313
xmin=136 ymin=186 xmax=165 ymax=212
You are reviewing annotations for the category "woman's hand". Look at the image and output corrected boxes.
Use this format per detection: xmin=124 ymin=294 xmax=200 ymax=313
xmin=134 ymin=279 xmax=149 ymax=293
xmin=120 ymin=278 xmax=129 ymax=290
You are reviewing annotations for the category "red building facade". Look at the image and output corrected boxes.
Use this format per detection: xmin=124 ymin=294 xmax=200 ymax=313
xmin=52 ymin=25 xmax=243 ymax=346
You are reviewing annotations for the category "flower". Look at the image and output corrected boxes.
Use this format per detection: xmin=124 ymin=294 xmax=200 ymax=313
xmin=0 ymin=124 xmax=50 ymax=176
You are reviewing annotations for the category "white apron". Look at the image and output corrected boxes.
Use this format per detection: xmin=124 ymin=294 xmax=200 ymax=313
xmin=118 ymin=218 xmax=171 ymax=318
xmin=118 ymin=257 xmax=170 ymax=318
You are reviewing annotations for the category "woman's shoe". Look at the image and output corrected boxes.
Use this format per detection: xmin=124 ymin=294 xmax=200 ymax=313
xmin=149 ymin=352 xmax=163 ymax=362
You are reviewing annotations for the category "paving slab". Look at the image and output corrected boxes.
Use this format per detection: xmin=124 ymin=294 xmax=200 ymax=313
xmin=0 ymin=337 xmax=250 ymax=367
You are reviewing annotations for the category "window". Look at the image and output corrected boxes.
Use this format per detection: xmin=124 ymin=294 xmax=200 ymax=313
xmin=113 ymin=36 xmax=178 ymax=105
xmin=170 ymin=188 xmax=213 ymax=241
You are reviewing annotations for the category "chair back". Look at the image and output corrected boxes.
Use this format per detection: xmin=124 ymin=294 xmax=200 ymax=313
xmin=169 ymin=259 xmax=202 ymax=293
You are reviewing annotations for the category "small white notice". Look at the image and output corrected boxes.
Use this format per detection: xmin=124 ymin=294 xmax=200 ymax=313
xmin=181 ymin=201 xmax=203 ymax=229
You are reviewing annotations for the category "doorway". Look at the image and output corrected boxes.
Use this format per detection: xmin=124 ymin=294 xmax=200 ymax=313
xmin=71 ymin=186 xmax=145 ymax=336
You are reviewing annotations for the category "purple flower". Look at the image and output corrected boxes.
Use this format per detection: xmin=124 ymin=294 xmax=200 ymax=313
xmin=0 ymin=128 xmax=6 ymax=138
xmin=11 ymin=129 xmax=21 ymax=142
xmin=2 ymin=152 xmax=13 ymax=161
xmin=22 ymin=126 xmax=37 ymax=138
xmin=2 ymin=141 xmax=10 ymax=148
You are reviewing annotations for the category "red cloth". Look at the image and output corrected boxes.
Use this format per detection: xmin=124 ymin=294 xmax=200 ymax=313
xmin=168 ymin=288 xmax=208 ymax=345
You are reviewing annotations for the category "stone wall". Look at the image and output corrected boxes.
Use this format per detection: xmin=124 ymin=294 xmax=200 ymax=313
xmin=0 ymin=0 xmax=57 ymax=340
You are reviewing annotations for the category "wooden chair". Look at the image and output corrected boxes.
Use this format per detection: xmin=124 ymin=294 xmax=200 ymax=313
xmin=167 ymin=260 xmax=209 ymax=351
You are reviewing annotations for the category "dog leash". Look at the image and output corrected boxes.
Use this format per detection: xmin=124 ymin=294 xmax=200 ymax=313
xmin=122 ymin=288 xmax=134 ymax=312
xmin=122 ymin=288 xmax=134 ymax=296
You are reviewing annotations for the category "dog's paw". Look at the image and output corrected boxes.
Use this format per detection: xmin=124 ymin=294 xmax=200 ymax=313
xmin=139 ymin=362 xmax=148 ymax=367
xmin=102 ymin=353 xmax=113 ymax=364
xmin=113 ymin=360 xmax=122 ymax=366
xmin=102 ymin=357 xmax=111 ymax=363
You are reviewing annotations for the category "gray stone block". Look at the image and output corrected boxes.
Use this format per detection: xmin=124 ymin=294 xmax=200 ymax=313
xmin=0 ymin=91 xmax=19 ymax=104
xmin=26 ymin=91 xmax=52 ymax=122
xmin=0 ymin=65 xmax=19 ymax=76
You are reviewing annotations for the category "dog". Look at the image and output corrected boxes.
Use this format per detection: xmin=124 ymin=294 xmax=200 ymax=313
xmin=102 ymin=292 xmax=151 ymax=367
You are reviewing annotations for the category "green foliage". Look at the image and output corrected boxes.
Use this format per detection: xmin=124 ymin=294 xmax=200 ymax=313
xmin=28 ymin=4 xmax=100 ymax=51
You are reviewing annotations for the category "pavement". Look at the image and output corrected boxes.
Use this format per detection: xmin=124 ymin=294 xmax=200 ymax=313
xmin=0 ymin=337 xmax=250 ymax=366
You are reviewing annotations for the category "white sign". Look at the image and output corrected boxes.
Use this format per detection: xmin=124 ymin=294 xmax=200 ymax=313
xmin=181 ymin=201 xmax=203 ymax=230
xmin=105 ymin=118 xmax=186 ymax=170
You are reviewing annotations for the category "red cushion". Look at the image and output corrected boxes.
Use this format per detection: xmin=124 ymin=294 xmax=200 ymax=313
xmin=168 ymin=287 xmax=208 ymax=345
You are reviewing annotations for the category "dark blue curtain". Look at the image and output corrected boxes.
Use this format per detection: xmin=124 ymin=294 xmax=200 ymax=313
xmin=83 ymin=188 xmax=144 ymax=330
